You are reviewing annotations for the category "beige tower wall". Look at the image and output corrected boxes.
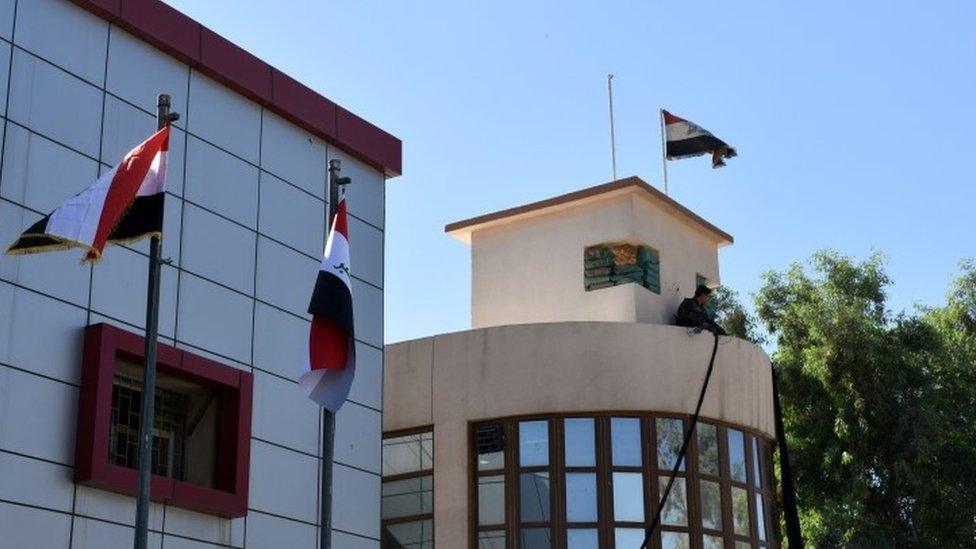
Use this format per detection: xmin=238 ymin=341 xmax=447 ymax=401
xmin=468 ymin=191 xmax=723 ymax=329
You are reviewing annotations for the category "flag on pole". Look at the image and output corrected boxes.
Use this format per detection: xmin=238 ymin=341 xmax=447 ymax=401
xmin=6 ymin=126 xmax=170 ymax=262
xmin=663 ymin=110 xmax=737 ymax=168
xmin=300 ymin=196 xmax=355 ymax=412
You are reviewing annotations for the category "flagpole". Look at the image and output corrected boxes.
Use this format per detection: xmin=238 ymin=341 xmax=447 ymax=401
xmin=320 ymin=159 xmax=351 ymax=549
xmin=607 ymin=73 xmax=617 ymax=180
xmin=133 ymin=94 xmax=179 ymax=549
xmin=659 ymin=109 xmax=669 ymax=195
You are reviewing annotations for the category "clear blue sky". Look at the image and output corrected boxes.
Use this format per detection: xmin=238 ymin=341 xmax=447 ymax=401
xmin=169 ymin=0 xmax=976 ymax=344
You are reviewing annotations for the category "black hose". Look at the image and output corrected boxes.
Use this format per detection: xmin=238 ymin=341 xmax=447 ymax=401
xmin=639 ymin=330 xmax=721 ymax=549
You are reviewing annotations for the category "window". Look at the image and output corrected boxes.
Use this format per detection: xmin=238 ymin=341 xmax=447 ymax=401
xmin=471 ymin=414 xmax=779 ymax=548
xmin=382 ymin=429 xmax=434 ymax=548
xmin=75 ymin=323 xmax=252 ymax=518
xmin=584 ymin=243 xmax=660 ymax=294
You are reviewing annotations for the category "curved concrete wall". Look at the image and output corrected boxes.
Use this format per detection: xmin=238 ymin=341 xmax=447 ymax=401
xmin=383 ymin=322 xmax=775 ymax=544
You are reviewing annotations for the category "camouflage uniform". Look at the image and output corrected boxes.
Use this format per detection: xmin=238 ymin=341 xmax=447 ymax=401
xmin=675 ymin=298 xmax=727 ymax=336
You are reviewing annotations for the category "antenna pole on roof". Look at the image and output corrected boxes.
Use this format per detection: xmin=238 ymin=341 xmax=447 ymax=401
xmin=607 ymin=73 xmax=618 ymax=181
xmin=660 ymin=109 xmax=670 ymax=195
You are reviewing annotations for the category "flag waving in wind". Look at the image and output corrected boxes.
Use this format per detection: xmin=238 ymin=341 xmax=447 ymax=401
xmin=300 ymin=195 xmax=355 ymax=412
xmin=6 ymin=126 xmax=169 ymax=262
xmin=663 ymin=110 xmax=737 ymax=168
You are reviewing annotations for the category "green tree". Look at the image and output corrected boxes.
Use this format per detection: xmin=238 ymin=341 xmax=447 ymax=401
xmin=754 ymin=251 xmax=976 ymax=548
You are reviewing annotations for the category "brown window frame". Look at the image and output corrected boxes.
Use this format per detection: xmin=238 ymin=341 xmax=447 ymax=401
xmin=469 ymin=413 xmax=780 ymax=549
xmin=382 ymin=426 xmax=435 ymax=548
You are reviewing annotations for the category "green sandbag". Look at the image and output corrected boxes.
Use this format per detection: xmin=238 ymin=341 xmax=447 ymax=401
xmin=612 ymin=265 xmax=643 ymax=276
xmin=586 ymin=281 xmax=614 ymax=290
xmin=585 ymin=274 xmax=611 ymax=285
xmin=585 ymin=257 xmax=613 ymax=269
xmin=611 ymin=273 xmax=642 ymax=284
xmin=585 ymin=266 xmax=611 ymax=277
xmin=584 ymin=246 xmax=612 ymax=260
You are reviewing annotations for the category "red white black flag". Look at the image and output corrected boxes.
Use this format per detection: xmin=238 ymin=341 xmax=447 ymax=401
xmin=5 ymin=126 xmax=169 ymax=262
xmin=663 ymin=110 xmax=737 ymax=168
xmin=299 ymin=196 xmax=355 ymax=412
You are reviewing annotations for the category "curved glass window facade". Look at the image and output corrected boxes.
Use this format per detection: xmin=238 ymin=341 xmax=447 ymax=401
xmin=471 ymin=414 xmax=777 ymax=548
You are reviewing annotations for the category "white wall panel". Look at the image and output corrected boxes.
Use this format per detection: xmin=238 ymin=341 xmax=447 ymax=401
xmin=245 ymin=511 xmax=317 ymax=549
xmin=334 ymin=401 xmax=381 ymax=474
xmin=0 ymin=281 xmax=86 ymax=384
xmin=0 ymin=40 xmax=10 ymax=116
xmin=248 ymin=440 xmax=318 ymax=524
xmin=106 ymin=28 xmax=189 ymax=123
xmin=0 ymin=202 xmax=91 ymax=307
xmin=252 ymin=302 xmax=308 ymax=382
xmin=180 ymin=204 xmax=255 ymax=295
xmin=329 ymin=149 xmax=385 ymax=230
xmin=14 ymin=0 xmax=108 ymax=84
xmin=0 ymin=451 xmax=74 ymax=512
xmin=347 ymin=215 xmax=383 ymax=288
xmin=0 ymin=0 xmax=13 ymax=40
xmin=101 ymin=95 xmax=186 ymax=198
xmin=74 ymin=485 xmax=164 ymax=530
xmin=252 ymin=370 xmax=319 ymax=456
xmin=0 ymin=123 xmax=100 ymax=212
xmin=7 ymin=49 xmax=103 ymax=157
xmin=163 ymin=506 xmax=244 ymax=548
xmin=71 ymin=518 xmax=163 ymax=549
xmin=255 ymin=236 xmax=317 ymax=318
xmin=332 ymin=531 xmax=381 ymax=549
xmin=175 ymin=272 xmax=253 ymax=364
xmin=159 ymin=536 xmax=224 ymax=549
xmin=351 ymin=278 xmax=384 ymax=348
xmin=90 ymin=249 xmax=178 ymax=338
xmin=185 ymin=136 xmax=258 ymax=229
xmin=259 ymin=111 xmax=327 ymax=197
xmin=258 ymin=173 xmax=324 ymax=257
xmin=0 ymin=502 xmax=71 ymax=549
xmin=0 ymin=365 xmax=77 ymax=464
xmin=187 ymin=72 xmax=261 ymax=164
xmin=348 ymin=342 xmax=382 ymax=411
xmin=330 ymin=463 xmax=381 ymax=540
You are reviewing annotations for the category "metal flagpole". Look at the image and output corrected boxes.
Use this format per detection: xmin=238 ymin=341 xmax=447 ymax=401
xmin=772 ymin=365 xmax=805 ymax=547
xmin=133 ymin=94 xmax=179 ymax=549
xmin=320 ymin=159 xmax=351 ymax=549
xmin=607 ymin=74 xmax=617 ymax=180
xmin=659 ymin=109 xmax=670 ymax=195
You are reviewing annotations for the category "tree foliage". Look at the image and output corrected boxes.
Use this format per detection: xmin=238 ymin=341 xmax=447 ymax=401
xmin=752 ymin=251 xmax=976 ymax=547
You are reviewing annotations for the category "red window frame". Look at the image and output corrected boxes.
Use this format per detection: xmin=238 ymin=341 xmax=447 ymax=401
xmin=74 ymin=323 xmax=253 ymax=518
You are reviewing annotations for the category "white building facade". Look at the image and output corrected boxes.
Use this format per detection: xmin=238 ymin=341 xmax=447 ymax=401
xmin=0 ymin=0 xmax=399 ymax=547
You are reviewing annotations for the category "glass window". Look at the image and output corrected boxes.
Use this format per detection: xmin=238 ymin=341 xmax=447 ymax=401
xmin=478 ymin=475 xmax=506 ymax=526
xmin=381 ymin=475 xmax=433 ymax=519
xmin=658 ymin=477 xmax=688 ymax=526
xmin=611 ymin=417 xmax=642 ymax=466
xmin=521 ymin=527 xmax=552 ymax=548
xmin=520 ymin=472 xmax=551 ymax=522
xmin=731 ymin=486 xmax=750 ymax=536
xmin=735 ymin=542 xmax=751 ymax=549
xmin=662 ymin=531 xmax=690 ymax=549
xmin=728 ymin=429 xmax=747 ymax=483
xmin=700 ymin=480 xmax=722 ymax=530
xmin=382 ymin=432 xmax=433 ymax=476
xmin=565 ymin=473 xmax=598 ymax=522
xmin=520 ymin=421 xmax=549 ymax=467
xmin=567 ymin=529 xmax=599 ymax=548
xmin=614 ymin=528 xmax=646 ymax=547
xmin=703 ymin=535 xmax=724 ymax=549
xmin=479 ymin=449 xmax=505 ymax=471
xmin=384 ymin=519 xmax=433 ymax=549
xmin=565 ymin=418 xmax=596 ymax=467
xmin=656 ymin=418 xmax=685 ymax=472
xmin=697 ymin=423 xmax=719 ymax=475
xmin=478 ymin=531 xmax=506 ymax=549
xmin=612 ymin=472 xmax=644 ymax=522
xmin=756 ymin=493 xmax=767 ymax=541
xmin=752 ymin=437 xmax=762 ymax=488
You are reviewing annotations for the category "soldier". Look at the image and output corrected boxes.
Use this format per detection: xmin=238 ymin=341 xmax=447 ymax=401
xmin=675 ymin=285 xmax=727 ymax=336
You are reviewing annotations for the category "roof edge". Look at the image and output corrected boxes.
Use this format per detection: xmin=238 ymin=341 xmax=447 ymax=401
xmin=444 ymin=176 xmax=733 ymax=244
xmin=68 ymin=0 xmax=402 ymax=177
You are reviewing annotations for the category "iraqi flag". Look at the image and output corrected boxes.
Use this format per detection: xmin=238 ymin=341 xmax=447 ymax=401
xmin=663 ymin=110 xmax=737 ymax=168
xmin=299 ymin=196 xmax=355 ymax=412
xmin=6 ymin=126 xmax=169 ymax=262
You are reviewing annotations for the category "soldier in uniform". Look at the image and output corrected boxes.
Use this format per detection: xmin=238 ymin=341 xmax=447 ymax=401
xmin=675 ymin=285 xmax=727 ymax=336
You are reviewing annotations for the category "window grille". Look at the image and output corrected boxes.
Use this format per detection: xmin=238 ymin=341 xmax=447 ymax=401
xmin=109 ymin=375 xmax=189 ymax=480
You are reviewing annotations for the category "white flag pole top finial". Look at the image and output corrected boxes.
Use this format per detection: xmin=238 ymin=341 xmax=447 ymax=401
xmin=5 ymin=127 xmax=170 ymax=261
xmin=662 ymin=110 xmax=737 ymax=169
xmin=300 ymin=195 xmax=356 ymax=412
